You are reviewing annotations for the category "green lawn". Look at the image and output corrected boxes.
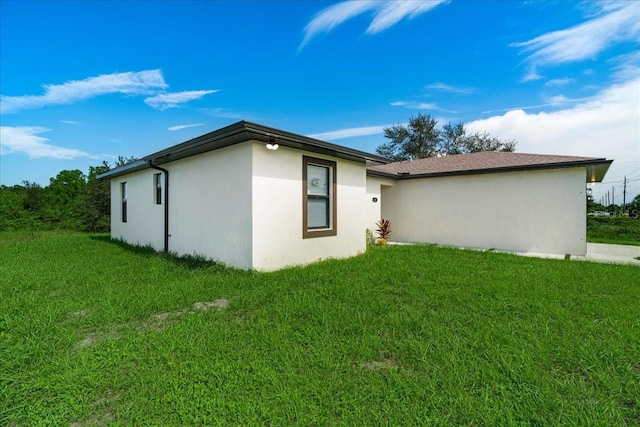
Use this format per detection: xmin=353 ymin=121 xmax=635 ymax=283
xmin=587 ymin=216 xmax=640 ymax=246
xmin=1 ymin=232 xmax=639 ymax=426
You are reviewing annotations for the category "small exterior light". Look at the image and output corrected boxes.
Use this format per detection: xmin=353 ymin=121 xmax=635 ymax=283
xmin=266 ymin=136 xmax=279 ymax=150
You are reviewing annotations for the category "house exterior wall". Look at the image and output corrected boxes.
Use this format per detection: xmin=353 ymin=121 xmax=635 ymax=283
xmin=110 ymin=169 xmax=165 ymax=250
xmin=251 ymin=143 xmax=367 ymax=271
xmin=382 ymin=167 xmax=587 ymax=255
xmin=365 ymin=176 xmax=396 ymax=239
xmin=168 ymin=143 xmax=253 ymax=269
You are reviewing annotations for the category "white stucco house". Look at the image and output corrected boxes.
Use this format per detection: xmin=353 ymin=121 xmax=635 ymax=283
xmin=98 ymin=121 xmax=612 ymax=270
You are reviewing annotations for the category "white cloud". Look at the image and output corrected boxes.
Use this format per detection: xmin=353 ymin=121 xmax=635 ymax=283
xmin=168 ymin=123 xmax=204 ymax=131
xmin=426 ymin=82 xmax=475 ymax=95
xmin=144 ymin=90 xmax=217 ymax=110
xmin=391 ymin=100 xmax=440 ymax=110
xmin=466 ymin=77 xmax=640 ymax=199
xmin=0 ymin=126 xmax=92 ymax=159
xmin=544 ymin=78 xmax=573 ymax=87
xmin=512 ymin=2 xmax=640 ymax=66
xmin=367 ymin=1 xmax=445 ymax=34
xmin=309 ymin=125 xmax=387 ymax=141
xmin=521 ymin=67 xmax=543 ymax=82
xmin=1 ymin=70 xmax=168 ymax=114
xmin=610 ymin=51 xmax=640 ymax=81
xmin=300 ymin=0 xmax=448 ymax=49
xmin=200 ymin=108 xmax=248 ymax=120
xmin=61 ymin=120 xmax=81 ymax=125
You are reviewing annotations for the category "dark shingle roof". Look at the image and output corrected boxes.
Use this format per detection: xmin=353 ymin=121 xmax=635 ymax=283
xmin=367 ymin=151 xmax=612 ymax=182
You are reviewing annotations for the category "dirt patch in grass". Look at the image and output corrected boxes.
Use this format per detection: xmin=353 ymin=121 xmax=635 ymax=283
xmin=359 ymin=351 xmax=399 ymax=371
xmin=72 ymin=299 xmax=229 ymax=350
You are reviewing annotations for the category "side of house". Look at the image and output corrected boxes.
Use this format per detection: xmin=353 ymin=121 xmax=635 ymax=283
xmin=251 ymin=143 xmax=368 ymax=270
xmin=102 ymin=122 xmax=612 ymax=269
xmin=381 ymin=167 xmax=588 ymax=255
xmin=101 ymin=121 xmax=388 ymax=271
xmin=367 ymin=152 xmax=612 ymax=256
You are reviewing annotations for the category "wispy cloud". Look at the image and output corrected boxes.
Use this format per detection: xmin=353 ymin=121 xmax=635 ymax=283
xmin=521 ymin=67 xmax=543 ymax=82
xmin=144 ymin=90 xmax=217 ymax=110
xmin=300 ymin=0 xmax=448 ymax=49
xmin=512 ymin=2 xmax=640 ymax=66
xmin=168 ymin=123 xmax=204 ymax=131
xmin=426 ymin=82 xmax=475 ymax=95
xmin=481 ymin=94 xmax=589 ymax=114
xmin=610 ymin=51 xmax=640 ymax=81
xmin=544 ymin=78 xmax=573 ymax=87
xmin=308 ymin=125 xmax=387 ymax=141
xmin=0 ymin=126 xmax=93 ymax=159
xmin=1 ymin=70 xmax=168 ymax=114
xmin=391 ymin=100 xmax=440 ymax=110
xmin=200 ymin=107 xmax=248 ymax=120
xmin=61 ymin=120 xmax=81 ymax=125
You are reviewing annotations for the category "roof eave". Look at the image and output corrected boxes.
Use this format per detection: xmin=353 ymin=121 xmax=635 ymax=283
xmin=367 ymin=158 xmax=614 ymax=182
xmin=98 ymin=121 xmax=391 ymax=180
xmin=96 ymin=159 xmax=149 ymax=180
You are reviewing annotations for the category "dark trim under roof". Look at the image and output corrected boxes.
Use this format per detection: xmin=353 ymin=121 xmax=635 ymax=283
xmin=98 ymin=121 xmax=390 ymax=180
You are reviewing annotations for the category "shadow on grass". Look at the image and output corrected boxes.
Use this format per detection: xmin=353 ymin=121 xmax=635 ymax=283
xmin=89 ymin=234 xmax=226 ymax=271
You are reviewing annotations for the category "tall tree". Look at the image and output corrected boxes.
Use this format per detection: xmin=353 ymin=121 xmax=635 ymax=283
xmin=376 ymin=114 xmax=440 ymax=161
xmin=376 ymin=113 xmax=516 ymax=160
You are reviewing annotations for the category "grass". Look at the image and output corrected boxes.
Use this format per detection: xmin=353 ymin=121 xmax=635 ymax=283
xmin=1 ymin=232 xmax=639 ymax=426
xmin=587 ymin=216 xmax=640 ymax=246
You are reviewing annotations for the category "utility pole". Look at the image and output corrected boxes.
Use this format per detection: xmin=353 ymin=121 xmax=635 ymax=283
xmin=623 ymin=176 xmax=627 ymax=210
xmin=612 ymin=186 xmax=615 ymax=206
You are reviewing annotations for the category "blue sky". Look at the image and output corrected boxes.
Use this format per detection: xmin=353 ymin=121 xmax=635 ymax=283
xmin=1 ymin=0 xmax=639 ymax=203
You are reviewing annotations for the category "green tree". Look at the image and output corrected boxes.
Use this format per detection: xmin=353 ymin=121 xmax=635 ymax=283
xmin=377 ymin=114 xmax=440 ymax=161
xmin=22 ymin=181 xmax=44 ymax=213
xmin=77 ymin=162 xmax=111 ymax=232
xmin=43 ymin=169 xmax=87 ymax=228
xmin=0 ymin=155 xmax=137 ymax=232
xmin=376 ymin=113 xmax=517 ymax=160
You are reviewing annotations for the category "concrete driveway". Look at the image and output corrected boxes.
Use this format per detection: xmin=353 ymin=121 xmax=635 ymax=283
xmin=582 ymin=243 xmax=640 ymax=265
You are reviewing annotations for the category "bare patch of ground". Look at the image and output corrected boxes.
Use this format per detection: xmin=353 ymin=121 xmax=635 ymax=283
xmin=359 ymin=351 xmax=399 ymax=371
xmin=71 ymin=299 xmax=229 ymax=351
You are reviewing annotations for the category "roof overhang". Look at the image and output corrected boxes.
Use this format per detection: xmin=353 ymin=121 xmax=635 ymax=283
xmin=366 ymin=158 xmax=614 ymax=183
xmin=98 ymin=121 xmax=390 ymax=180
xmin=585 ymin=160 xmax=613 ymax=183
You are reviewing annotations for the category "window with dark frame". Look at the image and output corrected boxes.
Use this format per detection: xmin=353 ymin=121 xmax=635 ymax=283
xmin=154 ymin=173 xmax=162 ymax=205
xmin=303 ymin=156 xmax=336 ymax=238
xmin=121 ymin=182 xmax=128 ymax=223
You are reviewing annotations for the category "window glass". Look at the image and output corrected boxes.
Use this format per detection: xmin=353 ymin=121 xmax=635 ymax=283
xmin=155 ymin=173 xmax=162 ymax=204
xmin=121 ymin=182 xmax=128 ymax=223
xmin=307 ymin=198 xmax=329 ymax=229
xmin=307 ymin=165 xmax=329 ymax=196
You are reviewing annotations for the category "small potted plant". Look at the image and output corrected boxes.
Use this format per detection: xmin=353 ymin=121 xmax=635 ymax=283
xmin=375 ymin=218 xmax=392 ymax=245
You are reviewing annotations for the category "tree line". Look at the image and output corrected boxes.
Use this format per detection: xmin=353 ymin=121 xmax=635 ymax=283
xmin=0 ymin=156 xmax=135 ymax=232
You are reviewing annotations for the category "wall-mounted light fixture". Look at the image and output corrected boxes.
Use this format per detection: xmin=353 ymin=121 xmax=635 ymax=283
xmin=266 ymin=136 xmax=279 ymax=150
